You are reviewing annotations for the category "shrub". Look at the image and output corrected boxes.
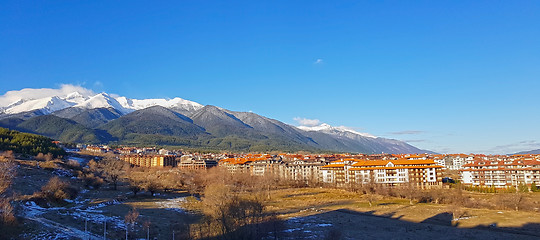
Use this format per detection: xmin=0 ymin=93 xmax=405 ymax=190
xmin=0 ymin=198 xmax=16 ymax=227
xmin=518 ymin=182 xmax=529 ymax=193
xmin=40 ymin=177 xmax=78 ymax=203
xmin=80 ymin=173 xmax=104 ymax=189
xmin=65 ymin=160 xmax=81 ymax=170
xmin=531 ymin=182 xmax=539 ymax=192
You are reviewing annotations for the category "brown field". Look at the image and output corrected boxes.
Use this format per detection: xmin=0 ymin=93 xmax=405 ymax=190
xmin=5 ymin=158 xmax=540 ymax=239
xmin=267 ymin=188 xmax=540 ymax=239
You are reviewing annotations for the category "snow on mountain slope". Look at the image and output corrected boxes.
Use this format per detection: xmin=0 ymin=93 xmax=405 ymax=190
xmin=0 ymin=85 xmax=95 ymax=107
xmin=3 ymin=96 xmax=75 ymax=115
xmin=74 ymin=93 xmax=131 ymax=114
xmin=0 ymin=85 xmax=203 ymax=116
xmin=297 ymin=123 xmax=376 ymax=138
xmin=116 ymin=97 xmax=203 ymax=112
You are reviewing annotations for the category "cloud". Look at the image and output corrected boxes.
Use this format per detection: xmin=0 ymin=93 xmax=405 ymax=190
xmin=389 ymin=130 xmax=425 ymax=135
xmin=481 ymin=140 xmax=540 ymax=154
xmin=0 ymin=84 xmax=96 ymax=107
xmin=403 ymin=139 xmax=426 ymax=143
xmin=93 ymin=81 xmax=104 ymax=89
xmin=314 ymin=59 xmax=323 ymax=64
xmin=293 ymin=117 xmax=321 ymax=127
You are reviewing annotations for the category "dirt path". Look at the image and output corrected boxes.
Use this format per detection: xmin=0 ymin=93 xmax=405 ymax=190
xmin=20 ymin=200 xmax=120 ymax=240
xmin=24 ymin=215 xmax=102 ymax=240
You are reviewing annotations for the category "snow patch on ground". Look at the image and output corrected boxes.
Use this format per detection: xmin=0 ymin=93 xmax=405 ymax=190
xmin=68 ymin=156 xmax=86 ymax=164
xmin=282 ymin=215 xmax=333 ymax=238
xmin=154 ymin=197 xmax=187 ymax=213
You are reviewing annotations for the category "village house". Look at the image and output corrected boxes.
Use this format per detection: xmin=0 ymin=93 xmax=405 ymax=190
xmin=85 ymin=145 xmax=108 ymax=153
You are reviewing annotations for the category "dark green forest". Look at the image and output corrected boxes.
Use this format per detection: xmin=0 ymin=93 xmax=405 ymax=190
xmin=0 ymin=127 xmax=65 ymax=157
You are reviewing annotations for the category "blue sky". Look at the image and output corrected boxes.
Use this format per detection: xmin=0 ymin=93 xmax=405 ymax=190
xmin=1 ymin=1 xmax=539 ymax=154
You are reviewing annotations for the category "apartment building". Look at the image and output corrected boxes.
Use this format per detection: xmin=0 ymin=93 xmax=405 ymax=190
xmin=320 ymin=159 xmax=443 ymax=188
xmin=349 ymin=159 xmax=442 ymax=188
xmin=177 ymin=155 xmax=218 ymax=170
xmin=219 ymin=157 xmax=253 ymax=174
xmin=120 ymin=154 xmax=177 ymax=167
xmin=320 ymin=159 xmax=357 ymax=185
xmin=460 ymin=156 xmax=540 ymax=187
xmin=279 ymin=159 xmax=326 ymax=183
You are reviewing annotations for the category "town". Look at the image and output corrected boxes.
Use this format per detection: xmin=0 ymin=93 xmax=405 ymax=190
xmin=82 ymin=144 xmax=540 ymax=191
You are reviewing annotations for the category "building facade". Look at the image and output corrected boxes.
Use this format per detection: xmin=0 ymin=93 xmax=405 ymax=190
xmin=321 ymin=159 xmax=443 ymax=188
xmin=120 ymin=154 xmax=177 ymax=167
xmin=460 ymin=156 xmax=540 ymax=188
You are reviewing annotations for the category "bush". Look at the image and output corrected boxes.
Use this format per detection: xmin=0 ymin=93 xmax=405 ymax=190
xmin=518 ymin=182 xmax=529 ymax=193
xmin=80 ymin=173 xmax=104 ymax=189
xmin=0 ymin=199 xmax=16 ymax=227
xmin=494 ymin=193 xmax=534 ymax=211
xmin=531 ymin=182 xmax=539 ymax=192
xmin=39 ymin=160 xmax=60 ymax=171
xmin=40 ymin=177 xmax=78 ymax=203
xmin=65 ymin=160 xmax=82 ymax=170
xmin=188 ymin=183 xmax=268 ymax=239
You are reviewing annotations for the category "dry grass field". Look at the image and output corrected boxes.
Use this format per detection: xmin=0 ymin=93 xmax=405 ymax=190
xmin=5 ymin=157 xmax=540 ymax=239
xmin=266 ymin=188 xmax=540 ymax=239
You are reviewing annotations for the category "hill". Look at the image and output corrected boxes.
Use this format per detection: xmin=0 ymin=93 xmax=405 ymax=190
xmin=0 ymin=87 xmax=434 ymax=154
xmin=514 ymin=149 xmax=540 ymax=155
xmin=99 ymin=106 xmax=207 ymax=144
xmin=16 ymin=115 xmax=113 ymax=144
xmin=0 ymin=127 xmax=65 ymax=156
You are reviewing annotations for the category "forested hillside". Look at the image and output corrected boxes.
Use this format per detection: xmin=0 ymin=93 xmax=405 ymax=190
xmin=0 ymin=127 xmax=65 ymax=157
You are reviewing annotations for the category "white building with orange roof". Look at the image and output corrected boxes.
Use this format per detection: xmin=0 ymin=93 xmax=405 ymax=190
xmin=219 ymin=157 xmax=253 ymax=174
xmin=320 ymin=159 xmax=360 ymax=185
xmin=460 ymin=155 xmax=540 ymax=188
xmin=349 ymin=159 xmax=442 ymax=188
xmin=320 ymin=158 xmax=443 ymax=188
xmin=250 ymin=156 xmax=281 ymax=176
xmin=279 ymin=159 xmax=326 ymax=183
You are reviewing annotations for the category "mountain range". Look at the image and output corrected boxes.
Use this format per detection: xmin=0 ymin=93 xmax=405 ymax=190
xmin=0 ymin=86 xmax=433 ymax=154
xmin=514 ymin=149 xmax=540 ymax=155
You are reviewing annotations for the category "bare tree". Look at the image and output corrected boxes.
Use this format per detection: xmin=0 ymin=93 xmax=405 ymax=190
xmin=40 ymin=176 xmax=78 ymax=202
xmin=401 ymin=182 xmax=417 ymax=205
xmin=124 ymin=208 xmax=139 ymax=239
xmin=0 ymin=158 xmax=16 ymax=197
xmin=510 ymin=192 xmax=525 ymax=211
xmin=0 ymin=199 xmax=16 ymax=226
xmin=145 ymin=181 xmax=161 ymax=197
xmin=0 ymin=156 xmax=16 ymax=227
xmin=100 ymin=157 xmax=128 ymax=190
xmin=198 ymin=183 xmax=266 ymax=239
xmin=143 ymin=220 xmax=151 ymax=240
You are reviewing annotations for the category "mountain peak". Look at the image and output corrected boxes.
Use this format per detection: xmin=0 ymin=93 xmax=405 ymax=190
xmin=297 ymin=123 xmax=376 ymax=139
xmin=0 ymin=85 xmax=203 ymax=116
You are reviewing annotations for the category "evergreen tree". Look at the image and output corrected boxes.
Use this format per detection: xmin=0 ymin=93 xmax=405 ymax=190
xmin=0 ymin=127 xmax=65 ymax=157
xmin=517 ymin=182 xmax=529 ymax=193
xmin=531 ymin=182 xmax=539 ymax=192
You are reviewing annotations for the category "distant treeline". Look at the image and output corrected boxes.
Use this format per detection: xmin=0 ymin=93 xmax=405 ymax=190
xmin=0 ymin=127 xmax=65 ymax=157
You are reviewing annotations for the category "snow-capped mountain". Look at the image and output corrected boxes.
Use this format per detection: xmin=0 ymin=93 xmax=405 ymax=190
xmin=116 ymin=96 xmax=203 ymax=114
xmin=0 ymin=85 xmax=433 ymax=154
xmin=2 ymin=96 xmax=75 ymax=115
xmin=73 ymin=93 xmax=131 ymax=114
xmin=0 ymin=85 xmax=203 ymax=116
xmin=296 ymin=123 xmax=432 ymax=154
xmin=297 ymin=123 xmax=376 ymax=139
